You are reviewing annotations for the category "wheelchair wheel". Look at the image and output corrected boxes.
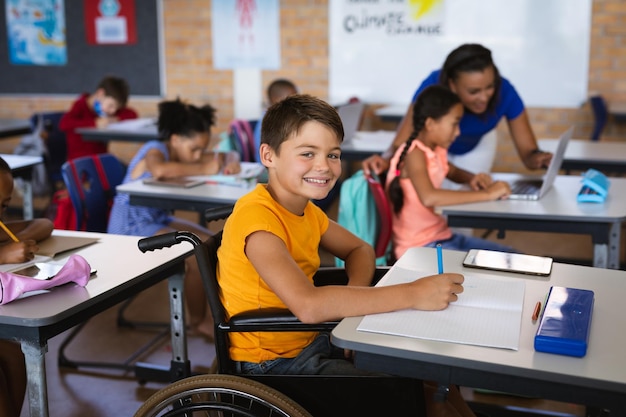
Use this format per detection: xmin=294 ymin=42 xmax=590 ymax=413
xmin=133 ymin=374 xmax=312 ymax=417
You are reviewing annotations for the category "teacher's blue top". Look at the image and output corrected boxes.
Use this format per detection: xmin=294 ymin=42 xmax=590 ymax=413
xmin=412 ymin=70 xmax=525 ymax=155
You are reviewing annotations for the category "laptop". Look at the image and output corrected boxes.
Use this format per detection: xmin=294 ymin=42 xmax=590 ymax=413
xmin=337 ymin=101 xmax=365 ymax=141
xmin=506 ymin=126 xmax=573 ymax=200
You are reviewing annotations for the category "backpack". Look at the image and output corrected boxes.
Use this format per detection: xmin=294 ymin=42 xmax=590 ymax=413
xmin=336 ymin=170 xmax=386 ymax=266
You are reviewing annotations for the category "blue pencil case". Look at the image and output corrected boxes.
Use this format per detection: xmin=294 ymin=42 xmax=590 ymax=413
xmin=577 ymin=169 xmax=610 ymax=203
xmin=534 ymin=286 xmax=594 ymax=357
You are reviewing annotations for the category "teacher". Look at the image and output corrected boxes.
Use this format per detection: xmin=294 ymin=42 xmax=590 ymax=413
xmin=363 ymin=43 xmax=552 ymax=181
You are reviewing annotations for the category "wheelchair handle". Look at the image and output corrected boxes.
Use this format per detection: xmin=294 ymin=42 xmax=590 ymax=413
xmin=138 ymin=231 xmax=203 ymax=252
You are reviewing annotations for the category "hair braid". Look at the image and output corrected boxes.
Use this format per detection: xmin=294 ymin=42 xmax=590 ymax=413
xmin=388 ymin=130 xmax=419 ymax=214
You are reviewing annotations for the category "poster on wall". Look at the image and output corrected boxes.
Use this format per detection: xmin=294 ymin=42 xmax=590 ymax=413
xmin=84 ymin=0 xmax=137 ymax=45
xmin=5 ymin=0 xmax=67 ymax=65
xmin=212 ymin=0 xmax=280 ymax=69
xmin=329 ymin=0 xmax=592 ymax=108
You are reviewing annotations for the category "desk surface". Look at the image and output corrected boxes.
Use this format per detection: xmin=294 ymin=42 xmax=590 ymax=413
xmin=0 ymin=118 xmax=31 ymax=139
xmin=539 ymin=138 xmax=626 ymax=173
xmin=117 ymin=174 xmax=257 ymax=213
xmin=341 ymin=130 xmax=394 ymax=160
xmin=77 ymin=117 xmax=158 ymax=143
xmin=1 ymin=153 xmax=43 ymax=171
xmin=0 ymin=230 xmax=190 ymax=327
xmin=332 ymin=246 xmax=626 ymax=411
xmin=444 ymin=174 xmax=626 ymax=222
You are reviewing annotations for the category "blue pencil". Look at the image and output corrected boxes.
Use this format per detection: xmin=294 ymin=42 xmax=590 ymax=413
xmin=436 ymin=244 xmax=443 ymax=273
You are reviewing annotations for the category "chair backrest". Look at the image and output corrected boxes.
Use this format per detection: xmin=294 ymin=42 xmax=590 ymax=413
xmin=590 ymin=95 xmax=608 ymax=141
xmin=30 ymin=111 xmax=67 ymax=186
xmin=365 ymin=171 xmax=393 ymax=261
xmin=61 ymin=153 xmax=126 ymax=232
xmin=229 ymin=119 xmax=255 ymax=162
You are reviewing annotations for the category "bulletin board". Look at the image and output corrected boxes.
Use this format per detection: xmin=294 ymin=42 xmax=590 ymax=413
xmin=0 ymin=1 xmax=163 ymax=96
xmin=329 ymin=0 xmax=592 ymax=108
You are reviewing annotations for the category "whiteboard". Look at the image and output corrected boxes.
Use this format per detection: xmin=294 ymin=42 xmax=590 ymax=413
xmin=329 ymin=0 xmax=592 ymax=108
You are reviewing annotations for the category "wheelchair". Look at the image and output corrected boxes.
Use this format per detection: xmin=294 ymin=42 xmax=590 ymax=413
xmin=133 ymin=205 xmax=425 ymax=417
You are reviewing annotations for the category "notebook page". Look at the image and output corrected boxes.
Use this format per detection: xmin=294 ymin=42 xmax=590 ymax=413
xmin=358 ymin=267 xmax=525 ymax=350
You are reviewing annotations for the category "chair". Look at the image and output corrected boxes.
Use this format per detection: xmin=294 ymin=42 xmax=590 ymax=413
xmin=31 ymin=111 xmax=67 ymax=191
xmin=58 ymin=154 xmax=170 ymax=378
xmin=134 ymin=205 xmax=426 ymax=417
xmin=60 ymin=153 xmax=126 ymax=232
xmin=365 ymin=171 xmax=393 ymax=262
xmin=589 ymin=95 xmax=608 ymax=142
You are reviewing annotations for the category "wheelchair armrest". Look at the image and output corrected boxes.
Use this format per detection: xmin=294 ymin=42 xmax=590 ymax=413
xmin=314 ymin=266 xmax=391 ymax=287
xmin=227 ymin=308 xmax=338 ymax=332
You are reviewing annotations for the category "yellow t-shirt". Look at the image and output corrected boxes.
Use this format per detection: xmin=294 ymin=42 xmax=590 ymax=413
xmin=217 ymin=184 xmax=329 ymax=363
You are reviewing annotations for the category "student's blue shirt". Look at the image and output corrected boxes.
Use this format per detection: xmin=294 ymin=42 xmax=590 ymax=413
xmin=412 ymin=70 xmax=525 ymax=155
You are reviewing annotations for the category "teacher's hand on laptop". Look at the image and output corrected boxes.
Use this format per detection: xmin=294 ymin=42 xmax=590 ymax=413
xmin=505 ymin=126 xmax=573 ymax=201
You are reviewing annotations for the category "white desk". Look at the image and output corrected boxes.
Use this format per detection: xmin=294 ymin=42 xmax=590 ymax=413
xmin=442 ymin=174 xmax=626 ymax=269
xmin=77 ymin=117 xmax=158 ymax=143
xmin=341 ymin=130 xmax=394 ymax=161
xmin=332 ymin=246 xmax=626 ymax=415
xmin=374 ymin=104 xmax=408 ymax=124
xmin=539 ymin=138 xmax=626 ymax=174
xmin=0 ymin=230 xmax=191 ymax=417
xmin=0 ymin=118 xmax=30 ymax=139
xmin=116 ymin=174 xmax=258 ymax=216
xmin=2 ymin=153 xmax=44 ymax=220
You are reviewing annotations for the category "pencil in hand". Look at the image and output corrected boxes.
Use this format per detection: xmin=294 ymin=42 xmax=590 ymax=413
xmin=0 ymin=220 xmax=19 ymax=242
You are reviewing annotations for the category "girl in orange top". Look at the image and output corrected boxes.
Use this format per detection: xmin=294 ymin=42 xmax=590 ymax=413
xmin=386 ymin=85 xmax=513 ymax=260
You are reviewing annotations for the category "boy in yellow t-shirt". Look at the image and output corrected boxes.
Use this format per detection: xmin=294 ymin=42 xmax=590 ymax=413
xmin=217 ymin=94 xmax=477 ymax=417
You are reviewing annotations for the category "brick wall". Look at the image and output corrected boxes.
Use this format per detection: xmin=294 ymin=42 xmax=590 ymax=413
xmin=0 ymin=0 xmax=623 ymax=172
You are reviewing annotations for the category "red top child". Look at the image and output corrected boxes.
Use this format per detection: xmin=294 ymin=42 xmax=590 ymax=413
xmin=60 ymin=76 xmax=138 ymax=161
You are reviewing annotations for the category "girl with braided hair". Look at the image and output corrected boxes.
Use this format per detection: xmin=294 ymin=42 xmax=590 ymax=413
xmin=108 ymin=98 xmax=241 ymax=340
xmin=386 ymin=85 xmax=513 ymax=260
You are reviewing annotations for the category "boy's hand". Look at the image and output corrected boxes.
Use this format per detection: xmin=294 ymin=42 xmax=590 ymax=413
xmin=469 ymin=172 xmax=493 ymax=190
xmin=0 ymin=240 xmax=38 ymax=264
xmin=409 ymin=273 xmax=465 ymax=311
xmin=485 ymin=181 xmax=511 ymax=200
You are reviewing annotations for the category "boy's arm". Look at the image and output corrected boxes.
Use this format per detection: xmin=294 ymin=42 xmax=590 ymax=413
xmin=59 ymin=98 xmax=97 ymax=131
xmin=246 ymin=230 xmax=465 ymax=323
xmin=319 ymin=220 xmax=375 ymax=287
xmin=7 ymin=218 xmax=54 ymax=242
xmin=116 ymin=107 xmax=138 ymax=120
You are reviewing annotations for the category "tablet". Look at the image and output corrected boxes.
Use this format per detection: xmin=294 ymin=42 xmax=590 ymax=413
xmin=462 ymin=249 xmax=553 ymax=276
xmin=143 ymin=177 xmax=205 ymax=188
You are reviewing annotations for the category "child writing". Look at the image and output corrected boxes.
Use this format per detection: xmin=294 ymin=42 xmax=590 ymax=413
xmin=0 ymin=157 xmax=54 ymax=263
xmin=386 ymin=85 xmax=513 ymax=260
xmin=0 ymin=155 xmax=54 ymax=417
xmin=217 ymin=94 xmax=476 ymax=417
xmin=108 ymin=98 xmax=240 ymax=340
xmin=60 ymin=75 xmax=138 ymax=161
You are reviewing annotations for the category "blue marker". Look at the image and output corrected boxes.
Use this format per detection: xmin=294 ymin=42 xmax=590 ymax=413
xmin=436 ymin=244 xmax=443 ymax=273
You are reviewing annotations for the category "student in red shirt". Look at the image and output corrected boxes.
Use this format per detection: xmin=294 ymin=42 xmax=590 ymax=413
xmin=60 ymin=76 xmax=138 ymax=161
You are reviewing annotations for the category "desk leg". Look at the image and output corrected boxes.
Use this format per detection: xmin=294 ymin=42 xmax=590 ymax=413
xmin=22 ymin=179 xmax=34 ymax=220
xmin=168 ymin=271 xmax=190 ymax=381
xmin=593 ymin=222 xmax=621 ymax=269
xmin=21 ymin=341 xmax=48 ymax=417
